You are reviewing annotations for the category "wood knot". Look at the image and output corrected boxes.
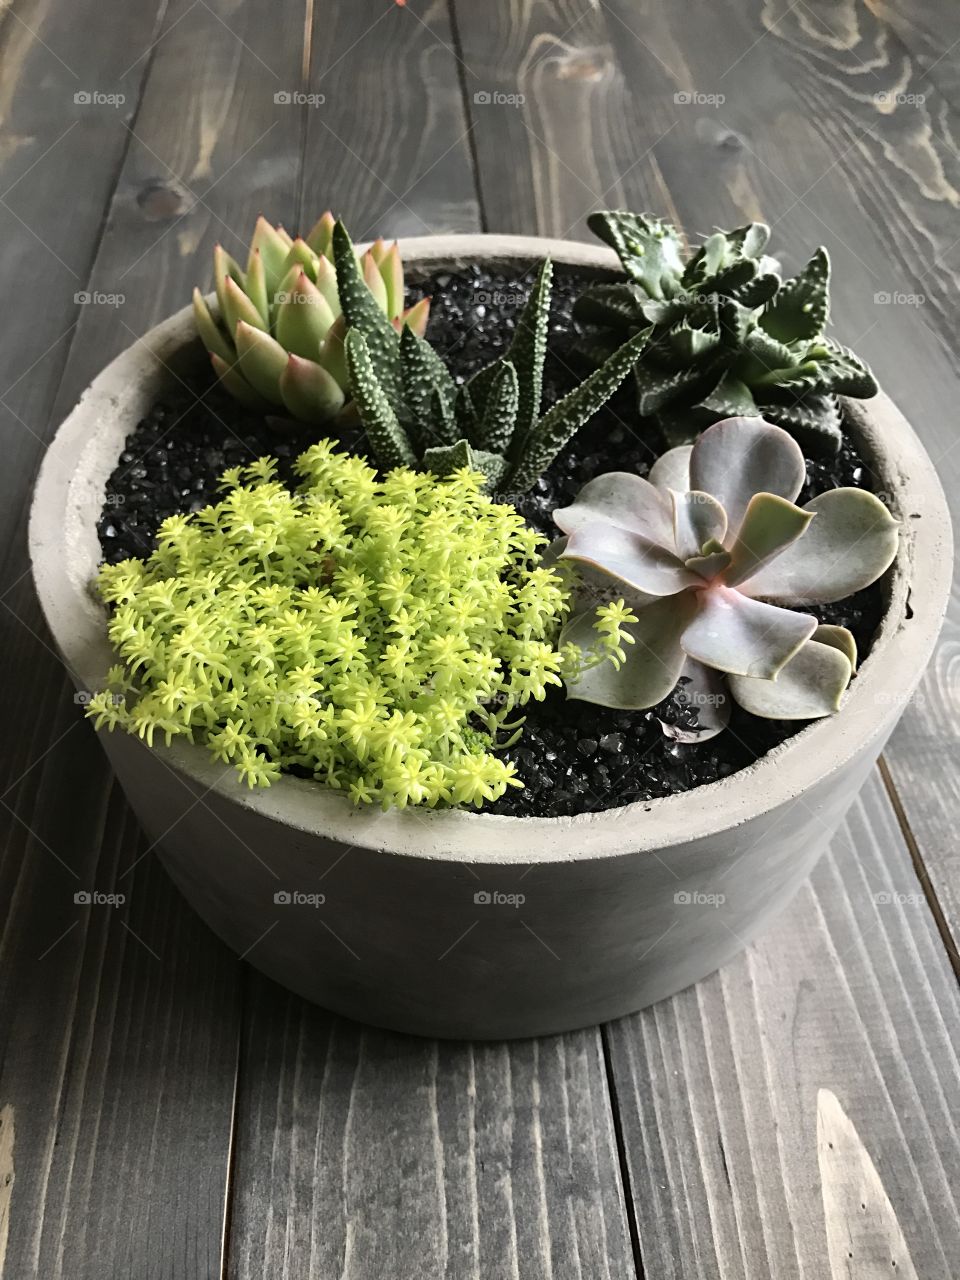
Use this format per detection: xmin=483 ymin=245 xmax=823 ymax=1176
xmin=554 ymin=46 xmax=611 ymax=83
xmin=136 ymin=179 xmax=193 ymax=221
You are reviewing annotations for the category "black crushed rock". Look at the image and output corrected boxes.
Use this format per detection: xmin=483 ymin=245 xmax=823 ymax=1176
xmin=96 ymin=263 xmax=888 ymax=817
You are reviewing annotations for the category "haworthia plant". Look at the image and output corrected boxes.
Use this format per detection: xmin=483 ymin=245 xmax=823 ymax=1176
xmin=335 ymin=223 xmax=652 ymax=491
xmin=574 ymin=211 xmax=878 ymax=454
xmin=193 ymin=214 xmax=429 ymax=427
xmin=555 ymin=415 xmax=899 ymax=735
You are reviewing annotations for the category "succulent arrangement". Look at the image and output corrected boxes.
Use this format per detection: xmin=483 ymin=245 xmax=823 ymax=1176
xmin=192 ymin=214 xmax=428 ymax=426
xmin=89 ymin=210 xmax=903 ymax=811
xmin=333 ymin=224 xmax=650 ymax=490
xmin=556 ymin=416 xmax=899 ymax=737
xmin=574 ymin=211 xmax=878 ymax=453
xmin=87 ymin=443 xmax=631 ymax=809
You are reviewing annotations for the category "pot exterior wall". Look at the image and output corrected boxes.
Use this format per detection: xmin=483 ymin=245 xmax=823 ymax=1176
xmin=101 ymin=724 xmax=887 ymax=1039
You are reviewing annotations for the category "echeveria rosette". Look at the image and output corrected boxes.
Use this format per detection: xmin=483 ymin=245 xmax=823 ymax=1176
xmin=192 ymin=214 xmax=429 ymax=427
xmin=556 ymin=416 xmax=899 ymax=737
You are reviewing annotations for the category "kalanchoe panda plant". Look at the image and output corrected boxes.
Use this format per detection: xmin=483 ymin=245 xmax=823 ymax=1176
xmin=86 ymin=444 xmax=631 ymax=810
xmin=192 ymin=213 xmax=429 ymax=426
xmin=574 ymin=211 xmax=878 ymax=454
xmin=331 ymin=220 xmax=651 ymax=490
xmin=556 ymin=416 xmax=899 ymax=739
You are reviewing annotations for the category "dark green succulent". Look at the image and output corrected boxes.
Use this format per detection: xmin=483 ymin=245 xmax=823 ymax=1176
xmin=573 ymin=211 xmax=878 ymax=454
xmin=332 ymin=221 xmax=650 ymax=492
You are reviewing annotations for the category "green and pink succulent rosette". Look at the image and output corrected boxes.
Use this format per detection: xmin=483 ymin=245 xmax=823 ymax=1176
xmin=557 ymin=416 xmax=900 ymax=739
xmin=192 ymin=213 xmax=429 ymax=426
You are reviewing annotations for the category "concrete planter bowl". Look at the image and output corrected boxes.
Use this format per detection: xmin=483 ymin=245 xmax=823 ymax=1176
xmin=30 ymin=235 xmax=952 ymax=1040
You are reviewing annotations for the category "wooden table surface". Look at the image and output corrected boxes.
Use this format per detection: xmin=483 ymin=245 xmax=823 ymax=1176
xmin=2 ymin=1 xmax=959 ymax=1276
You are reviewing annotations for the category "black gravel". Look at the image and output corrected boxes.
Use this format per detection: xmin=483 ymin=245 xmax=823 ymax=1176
xmin=97 ymin=263 xmax=888 ymax=817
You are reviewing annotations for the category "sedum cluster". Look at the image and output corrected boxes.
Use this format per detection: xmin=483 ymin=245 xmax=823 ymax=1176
xmin=87 ymin=444 xmax=631 ymax=809
xmin=574 ymin=211 xmax=878 ymax=453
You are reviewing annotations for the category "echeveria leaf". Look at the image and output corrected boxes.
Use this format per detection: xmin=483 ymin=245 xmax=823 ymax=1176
xmin=680 ymin=583 xmax=818 ymax=679
xmin=554 ymin=471 xmax=673 ymax=545
xmin=563 ymin=593 xmax=696 ymax=709
xmin=275 ymin=272 xmax=336 ymax=358
xmin=728 ymin=634 xmax=852 ymax=719
xmin=562 ymin=523 xmax=697 ymax=597
xmin=210 ymin=353 xmax=270 ymax=411
xmin=689 ymin=416 xmax=806 ymax=533
xmin=648 ymin=445 xmax=692 ymax=493
xmin=661 ymin=658 xmax=731 ymax=742
xmin=671 ymin=489 xmax=727 ymax=560
xmin=811 ymin=623 xmax=857 ymax=671
xmin=723 ymin=492 xmax=814 ymax=587
xmin=739 ymin=487 xmax=899 ymax=604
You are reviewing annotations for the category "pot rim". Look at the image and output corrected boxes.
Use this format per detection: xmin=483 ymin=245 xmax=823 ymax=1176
xmin=29 ymin=233 xmax=953 ymax=865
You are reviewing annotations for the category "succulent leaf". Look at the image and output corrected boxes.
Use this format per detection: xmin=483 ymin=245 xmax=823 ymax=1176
xmin=233 ymin=321 xmax=288 ymax=404
xmin=248 ymin=217 xmax=292 ymax=294
xmin=587 ymin=211 xmax=684 ymax=298
xmin=476 ymin=360 xmax=520 ymax=455
xmin=682 ymin=584 xmax=818 ymax=679
xmin=278 ymin=353 xmax=345 ymax=422
xmin=304 ymin=210 xmax=335 ymax=257
xmin=760 ymin=247 xmax=830 ymax=343
xmin=192 ymin=289 xmax=233 ymax=363
xmin=210 ymin=352 xmax=270 ymax=411
xmin=728 ymin=631 xmax=852 ymax=718
xmin=562 ymin=523 xmax=697 ymax=597
xmin=344 ymin=329 xmax=417 ymax=469
xmin=510 ymin=325 xmax=652 ymax=492
xmin=244 ymin=250 xmax=270 ymax=325
xmin=739 ymin=487 xmax=899 ymax=604
xmin=555 ymin=471 xmax=673 ymax=543
xmin=399 ymin=324 xmax=457 ymax=450
xmin=688 ymin=417 xmax=806 ymax=532
xmin=213 ymin=244 xmax=244 ymax=318
xmin=563 ymin=593 xmax=695 ymax=709
xmin=223 ymin=274 xmax=266 ymax=337
xmin=332 ymin=219 xmax=404 ymax=404
xmin=275 ymin=271 xmax=336 ymax=358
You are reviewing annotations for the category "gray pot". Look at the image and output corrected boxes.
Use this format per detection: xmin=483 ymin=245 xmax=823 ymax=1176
xmin=29 ymin=235 xmax=953 ymax=1039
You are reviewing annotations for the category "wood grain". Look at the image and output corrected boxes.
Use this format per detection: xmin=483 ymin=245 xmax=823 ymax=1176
xmin=300 ymin=0 xmax=479 ymax=237
xmin=1 ymin=0 xmax=312 ymax=1273
xmin=605 ymin=773 xmax=960 ymax=1280
xmin=227 ymin=974 xmax=636 ymax=1280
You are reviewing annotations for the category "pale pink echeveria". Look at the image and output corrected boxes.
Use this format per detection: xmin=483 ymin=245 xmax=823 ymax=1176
xmin=556 ymin=417 xmax=899 ymax=735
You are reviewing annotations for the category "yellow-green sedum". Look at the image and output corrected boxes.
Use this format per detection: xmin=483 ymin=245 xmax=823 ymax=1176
xmin=87 ymin=442 xmax=632 ymax=810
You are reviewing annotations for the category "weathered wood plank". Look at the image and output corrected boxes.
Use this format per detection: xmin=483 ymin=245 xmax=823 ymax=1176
xmin=2 ymin=0 xmax=312 ymax=1274
xmin=868 ymin=0 xmax=960 ymax=105
xmin=606 ymin=772 xmax=960 ymax=1279
xmin=450 ymin=0 xmax=675 ymax=237
xmin=227 ymin=976 xmax=636 ymax=1280
xmin=300 ymin=0 xmax=479 ymax=236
